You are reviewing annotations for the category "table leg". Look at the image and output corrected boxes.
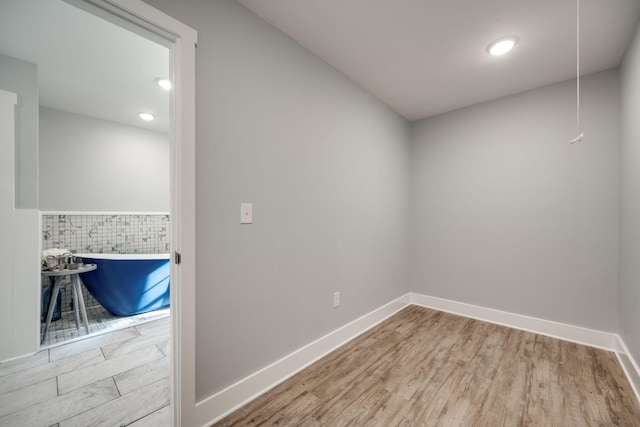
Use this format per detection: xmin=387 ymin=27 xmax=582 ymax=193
xmin=71 ymin=280 xmax=81 ymax=331
xmin=73 ymin=275 xmax=91 ymax=335
xmin=41 ymin=277 xmax=61 ymax=344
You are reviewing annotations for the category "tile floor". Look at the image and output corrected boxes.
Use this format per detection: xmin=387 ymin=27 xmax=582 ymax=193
xmin=40 ymin=304 xmax=170 ymax=346
xmin=0 ymin=317 xmax=171 ymax=427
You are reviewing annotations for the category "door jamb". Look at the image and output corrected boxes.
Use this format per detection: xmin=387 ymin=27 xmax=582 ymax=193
xmin=64 ymin=1 xmax=197 ymax=424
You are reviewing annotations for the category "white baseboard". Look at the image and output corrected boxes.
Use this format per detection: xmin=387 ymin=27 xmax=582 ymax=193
xmin=409 ymin=293 xmax=618 ymax=351
xmin=195 ymin=294 xmax=411 ymax=427
xmin=195 ymin=292 xmax=640 ymax=426
xmin=0 ymin=350 xmax=38 ymax=364
xmin=615 ymin=335 xmax=640 ymax=404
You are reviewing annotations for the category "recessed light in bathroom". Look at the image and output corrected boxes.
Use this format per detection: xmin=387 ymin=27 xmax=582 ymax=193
xmin=487 ymin=36 xmax=518 ymax=56
xmin=138 ymin=112 xmax=155 ymax=121
xmin=156 ymin=78 xmax=172 ymax=90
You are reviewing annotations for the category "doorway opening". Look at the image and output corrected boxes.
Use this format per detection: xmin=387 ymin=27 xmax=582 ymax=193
xmin=0 ymin=0 xmax=196 ymax=424
xmin=0 ymin=0 xmax=172 ymax=347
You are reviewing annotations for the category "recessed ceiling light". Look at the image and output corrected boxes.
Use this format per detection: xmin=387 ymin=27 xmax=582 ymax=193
xmin=487 ymin=36 xmax=519 ymax=56
xmin=156 ymin=78 xmax=172 ymax=90
xmin=138 ymin=112 xmax=155 ymax=121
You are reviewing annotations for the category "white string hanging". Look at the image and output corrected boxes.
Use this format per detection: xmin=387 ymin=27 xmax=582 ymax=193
xmin=570 ymin=0 xmax=584 ymax=144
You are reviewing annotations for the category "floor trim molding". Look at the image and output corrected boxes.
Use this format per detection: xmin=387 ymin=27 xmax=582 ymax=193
xmin=409 ymin=293 xmax=618 ymax=351
xmin=196 ymin=294 xmax=411 ymax=426
xmin=615 ymin=335 xmax=640 ymax=404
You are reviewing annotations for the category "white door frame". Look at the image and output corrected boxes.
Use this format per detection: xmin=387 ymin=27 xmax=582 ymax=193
xmin=65 ymin=1 xmax=197 ymax=425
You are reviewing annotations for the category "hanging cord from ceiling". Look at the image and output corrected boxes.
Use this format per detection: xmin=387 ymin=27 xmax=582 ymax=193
xmin=570 ymin=0 xmax=584 ymax=144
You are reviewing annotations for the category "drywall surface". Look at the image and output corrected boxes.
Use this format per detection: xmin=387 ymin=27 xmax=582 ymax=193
xmin=410 ymin=70 xmax=620 ymax=332
xmin=143 ymin=0 xmax=410 ymax=400
xmin=620 ymin=21 xmax=640 ymax=369
xmin=0 ymin=89 xmax=39 ymax=362
xmin=39 ymin=107 xmax=169 ymax=212
xmin=0 ymin=53 xmax=38 ymax=209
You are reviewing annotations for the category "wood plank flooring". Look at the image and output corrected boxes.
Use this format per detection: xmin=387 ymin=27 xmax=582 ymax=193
xmin=215 ymin=305 xmax=640 ymax=426
xmin=0 ymin=317 xmax=170 ymax=427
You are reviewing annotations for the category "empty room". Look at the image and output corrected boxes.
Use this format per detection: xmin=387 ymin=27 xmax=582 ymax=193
xmin=2 ymin=0 xmax=640 ymax=426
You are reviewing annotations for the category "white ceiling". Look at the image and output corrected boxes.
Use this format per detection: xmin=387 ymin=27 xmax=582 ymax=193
xmin=1 ymin=1 xmax=637 ymax=129
xmin=0 ymin=0 xmax=169 ymax=132
xmin=237 ymin=0 xmax=640 ymax=121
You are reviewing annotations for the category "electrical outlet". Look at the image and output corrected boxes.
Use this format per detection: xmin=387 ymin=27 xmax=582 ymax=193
xmin=333 ymin=291 xmax=340 ymax=308
xmin=240 ymin=203 xmax=252 ymax=224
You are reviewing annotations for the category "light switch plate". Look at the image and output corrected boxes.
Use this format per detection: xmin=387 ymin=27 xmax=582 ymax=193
xmin=240 ymin=203 xmax=253 ymax=224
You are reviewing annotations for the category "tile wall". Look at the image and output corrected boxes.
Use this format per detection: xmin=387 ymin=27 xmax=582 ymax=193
xmin=42 ymin=214 xmax=170 ymax=255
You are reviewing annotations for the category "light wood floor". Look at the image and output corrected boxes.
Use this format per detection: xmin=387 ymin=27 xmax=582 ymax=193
xmin=0 ymin=316 xmax=170 ymax=427
xmin=215 ymin=305 xmax=640 ymax=426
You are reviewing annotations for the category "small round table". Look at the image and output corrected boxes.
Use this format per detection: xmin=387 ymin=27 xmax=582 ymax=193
xmin=40 ymin=264 xmax=97 ymax=344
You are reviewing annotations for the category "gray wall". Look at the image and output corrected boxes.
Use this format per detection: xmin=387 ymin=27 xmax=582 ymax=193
xmin=39 ymin=107 xmax=169 ymax=212
xmin=620 ymin=22 xmax=640 ymax=368
xmin=0 ymin=53 xmax=38 ymax=209
xmin=143 ymin=0 xmax=410 ymax=400
xmin=409 ymin=70 xmax=620 ymax=332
